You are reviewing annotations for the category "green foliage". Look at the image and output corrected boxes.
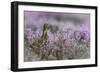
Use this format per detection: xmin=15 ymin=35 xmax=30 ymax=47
xmin=56 ymin=50 xmax=63 ymax=60
xmin=76 ymin=48 xmax=85 ymax=59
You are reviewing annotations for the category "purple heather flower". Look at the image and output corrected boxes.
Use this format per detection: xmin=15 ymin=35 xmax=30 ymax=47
xmin=48 ymin=31 xmax=55 ymax=42
xmin=35 ymin=29 xmax=43 ymax=37
xmin=80 ymin=26 xmax=90 ymax=42
xmin=74 ymin=26 xmax=90 ymax=43
xmin=27 ymin=29 xmax=35 ymax=44
xmin=27 ymin=30 xmax=33 ymax=38
xmin=74 ymin=31 xmax=81 ymax=41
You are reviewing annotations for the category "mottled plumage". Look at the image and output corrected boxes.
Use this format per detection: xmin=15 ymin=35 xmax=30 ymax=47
xmin=30 ymin=24 xmax=49 ymax=56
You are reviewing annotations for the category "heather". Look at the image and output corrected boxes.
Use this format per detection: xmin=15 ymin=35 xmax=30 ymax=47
xmin=24 ymin=11 xmax=90 ymax=61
